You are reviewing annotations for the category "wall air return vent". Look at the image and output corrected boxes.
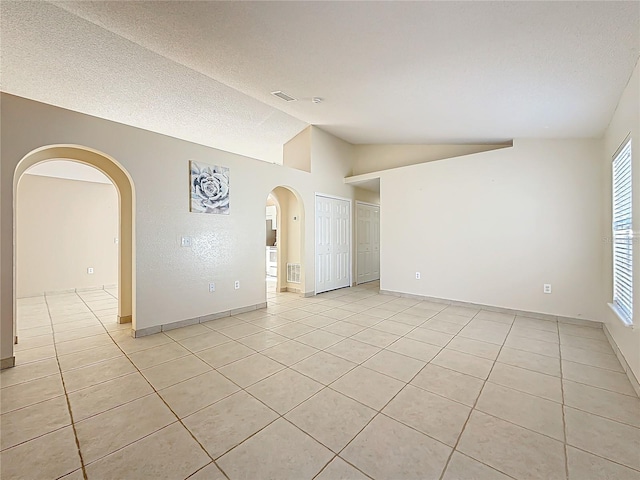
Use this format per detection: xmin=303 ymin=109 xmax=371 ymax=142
xmin=271 ymin=91 xmax=297 ymax=102
xmin=287 ymin=263 xmax=301 ymax=283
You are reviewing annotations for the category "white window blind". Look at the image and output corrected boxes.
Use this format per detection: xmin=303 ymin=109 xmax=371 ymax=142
xmin=612 ymin=139 xmax=633 ymax=325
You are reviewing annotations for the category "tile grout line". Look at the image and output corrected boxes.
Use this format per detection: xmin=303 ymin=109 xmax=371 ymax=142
xmin=107 ymin=356 xmax=230 ymax=477
xmin=558 ymin=317 xmax=570 ymax=480
xmin=319 ymin=309 xmax=473 ymax=480
xmin=5 ymin=291 xmax=431 ymax=456
xmin=9 ymin=294 xmax=408 ymax=387
xmin=448 ymin=318 xmax=637 ymax=475
xmin=284 ymin=295 xmax=403 ymax=480
xmin=283 ymin=300 xmax=448 ymax=391
xmin=564 ymin=444 xmax=640 ymax=473
xmin=436 ymin=310 xmax=516 ymax=480
xmin=44 ymin=292 xmax=89 ymax=480
xmin=311 ymin=453 xmax=374 ymax=480
xmin=22 ymin=285 xmax=635 ymax=479
xmin=160 ymin=289 xmax=422 ymax=479
xmin=68 ymin=294 xmax=202 ymax=472
xmin=72 ymin=358 xmax=640 ymax=478
xmin=108 ymin=292 xmax=543 ymax=465
xmin=10 ymin=292 xmax=352 ymax=470
xmin=100 ymin=291 xmax=379 ymax=476
xmin=184 ymin=461 xmax=225 ymax=480
xmin=73 ymin=300 xmax=234 ymax=480
xmin=180 ymin=337 xmax=639 ymax=456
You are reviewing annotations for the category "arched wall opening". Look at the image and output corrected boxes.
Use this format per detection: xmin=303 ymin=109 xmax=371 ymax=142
xmin=12 ymin=145 xmax=136 ymax=351
xmin=18 ymin=161 xmax=118 ymax=298
xmin=266 ymin=186 xmax=305 ymax=294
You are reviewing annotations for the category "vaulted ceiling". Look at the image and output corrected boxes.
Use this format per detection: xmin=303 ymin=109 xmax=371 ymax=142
xmin=2 ymin=1 xmax=638 ymax=164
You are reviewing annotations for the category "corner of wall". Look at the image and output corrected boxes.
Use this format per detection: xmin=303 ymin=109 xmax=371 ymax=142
xmin=283 ymin=126 xmax=312 ymax=172
xmin=601 ymin=58 xmax=640 ymax=385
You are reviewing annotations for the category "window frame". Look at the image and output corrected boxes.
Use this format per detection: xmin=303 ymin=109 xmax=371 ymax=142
xmin=609 ymin=137 xmax=634 ymax=327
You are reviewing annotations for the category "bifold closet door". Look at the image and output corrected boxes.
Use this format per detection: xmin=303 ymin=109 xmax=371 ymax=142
xmin=316 ymin=195 xmax=351 ymax=294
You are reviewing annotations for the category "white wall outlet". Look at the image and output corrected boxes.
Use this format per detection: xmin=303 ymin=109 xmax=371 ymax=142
xmin=543 ymin=284 xmax=552 ymax=294
xmin=180 ymin=236 xmax=192 ymax=247
xmin=87 ymin=267 xmax=94 ymax=274
xmin=114 ymin=237 xmax=119 ymax=244
xmin=415 ymin=272 xmax=421 ymax=280
xmin=209 ymin=282 xmax=216 ymax=293
xmin=234 ymin=280 xmax=240 ymax=290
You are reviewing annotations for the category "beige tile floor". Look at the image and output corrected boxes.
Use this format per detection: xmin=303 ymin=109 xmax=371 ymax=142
xmin=2 ymin=283 xmax=640 ymax=480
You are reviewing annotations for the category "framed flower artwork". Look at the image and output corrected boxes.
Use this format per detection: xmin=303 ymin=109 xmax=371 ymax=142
xmin=190 ymin=161 xmax=230 ymax=214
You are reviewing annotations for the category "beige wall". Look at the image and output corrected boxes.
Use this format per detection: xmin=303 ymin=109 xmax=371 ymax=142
xmin=17 ymin=174 xmax=118 ymax=297
xmin=353 ymin=186 xmax=380 ymax=205
xmin=380 ymin=139 xmax=604 ymax=321
xmin=284 ymin=190 xmax=302 ymax=291
xmin=3 ymin=83 xmax=638 ymax=380
xmin=352 ymin=143 xmax=511 ymax=175
xmin=283 ymin=126 xmax=311 ymax=172
xmin=602 ymin=60 xmax=640 ymax=383
xmin=0 ymin=95 xmax=360 ymax=361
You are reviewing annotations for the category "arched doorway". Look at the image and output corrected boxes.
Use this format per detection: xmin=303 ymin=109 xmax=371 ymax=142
xmin=12 ymin=145 xmax=135 ymax=353
xmin=266 ymin=186 xmax=304 ymax=295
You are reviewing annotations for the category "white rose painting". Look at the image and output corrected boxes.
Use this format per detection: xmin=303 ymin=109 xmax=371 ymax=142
xmin=190 ymin=161 xmax=230 ymax=214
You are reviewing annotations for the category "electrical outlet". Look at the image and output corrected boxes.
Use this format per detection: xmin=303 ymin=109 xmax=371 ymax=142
xmin=543 ymin=284 xmax=552 ymax=294
xmin=114 ymin=237 xmax=119 ymax=244
xmin=180 ymin=236 xmax=192 ymax=247
xmin=209 ymin=282 xmax=216 ymax=293
xmin=234 ymin=280 xmax=240 ymax=290
xmin=87 ymin=267 xmax=94 ymax=274
xmin=415 ymin=272 xmax=421 ymax=280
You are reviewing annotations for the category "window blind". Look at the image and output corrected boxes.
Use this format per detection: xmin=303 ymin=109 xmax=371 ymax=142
xmin=612 ymin=139 xmax=633 ymax=324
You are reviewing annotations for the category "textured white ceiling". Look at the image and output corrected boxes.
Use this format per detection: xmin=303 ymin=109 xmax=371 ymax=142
xmin=2 ymin=1 xmax=639 ymax=161
xmin=0 ymin=1 xmax=306 ymax=164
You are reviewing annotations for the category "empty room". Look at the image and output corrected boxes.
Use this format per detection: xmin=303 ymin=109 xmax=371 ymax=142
xmin=0 ymin=1 xmax=639 ymax=479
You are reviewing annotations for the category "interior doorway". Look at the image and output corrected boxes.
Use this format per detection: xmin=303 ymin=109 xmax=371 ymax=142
xmin=265 ymin=186 xmax=304 ymax=295
xmin=356 ymin=201 xmax=380 ymax=284
xmin=265 ymin=194 xmax=278 ymax=294
xmin=12 ymin=145 xmax=136 ymax=348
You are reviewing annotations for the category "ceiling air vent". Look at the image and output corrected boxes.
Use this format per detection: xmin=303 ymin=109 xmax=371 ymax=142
xmin=271 ymin=90 xmax=297 ymax=102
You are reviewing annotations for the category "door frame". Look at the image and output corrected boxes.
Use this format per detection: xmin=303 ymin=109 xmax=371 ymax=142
xmin=314 ymin=193 xmax=353 ymax=294
xmin=355 ymin=201 xmax=380 ymax=285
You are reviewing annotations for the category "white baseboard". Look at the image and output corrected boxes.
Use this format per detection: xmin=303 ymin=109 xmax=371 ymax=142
xmin=380 ymin=289 xmax=639 ymax=397
xmin=379 ymin=289 xmax=601 ymax=328
xmin=603 ymin=325 xmax=640 ymax=398
xmin=1 ymin=356 xmax=16 ymax=370
xmin=17 ymin=285 xmax=116 ymax=298
xmin=132 ymin=301 xmax=269 ymax=338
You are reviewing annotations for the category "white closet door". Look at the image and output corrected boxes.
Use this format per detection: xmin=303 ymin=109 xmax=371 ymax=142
xmin=316 ymin=195 xmax=351 ymax=293
xmin=316 ymin=196 xmax=333 ymax=293
xmin=357 ymin=204 xmax=372 ymax=283
xmin=356 ymin=202 xmax=380 ymax=284
xmin=333 ymin=198 xmax=351 ymax=288
xmin=372 ymin=206 xmax=380 ymax=281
